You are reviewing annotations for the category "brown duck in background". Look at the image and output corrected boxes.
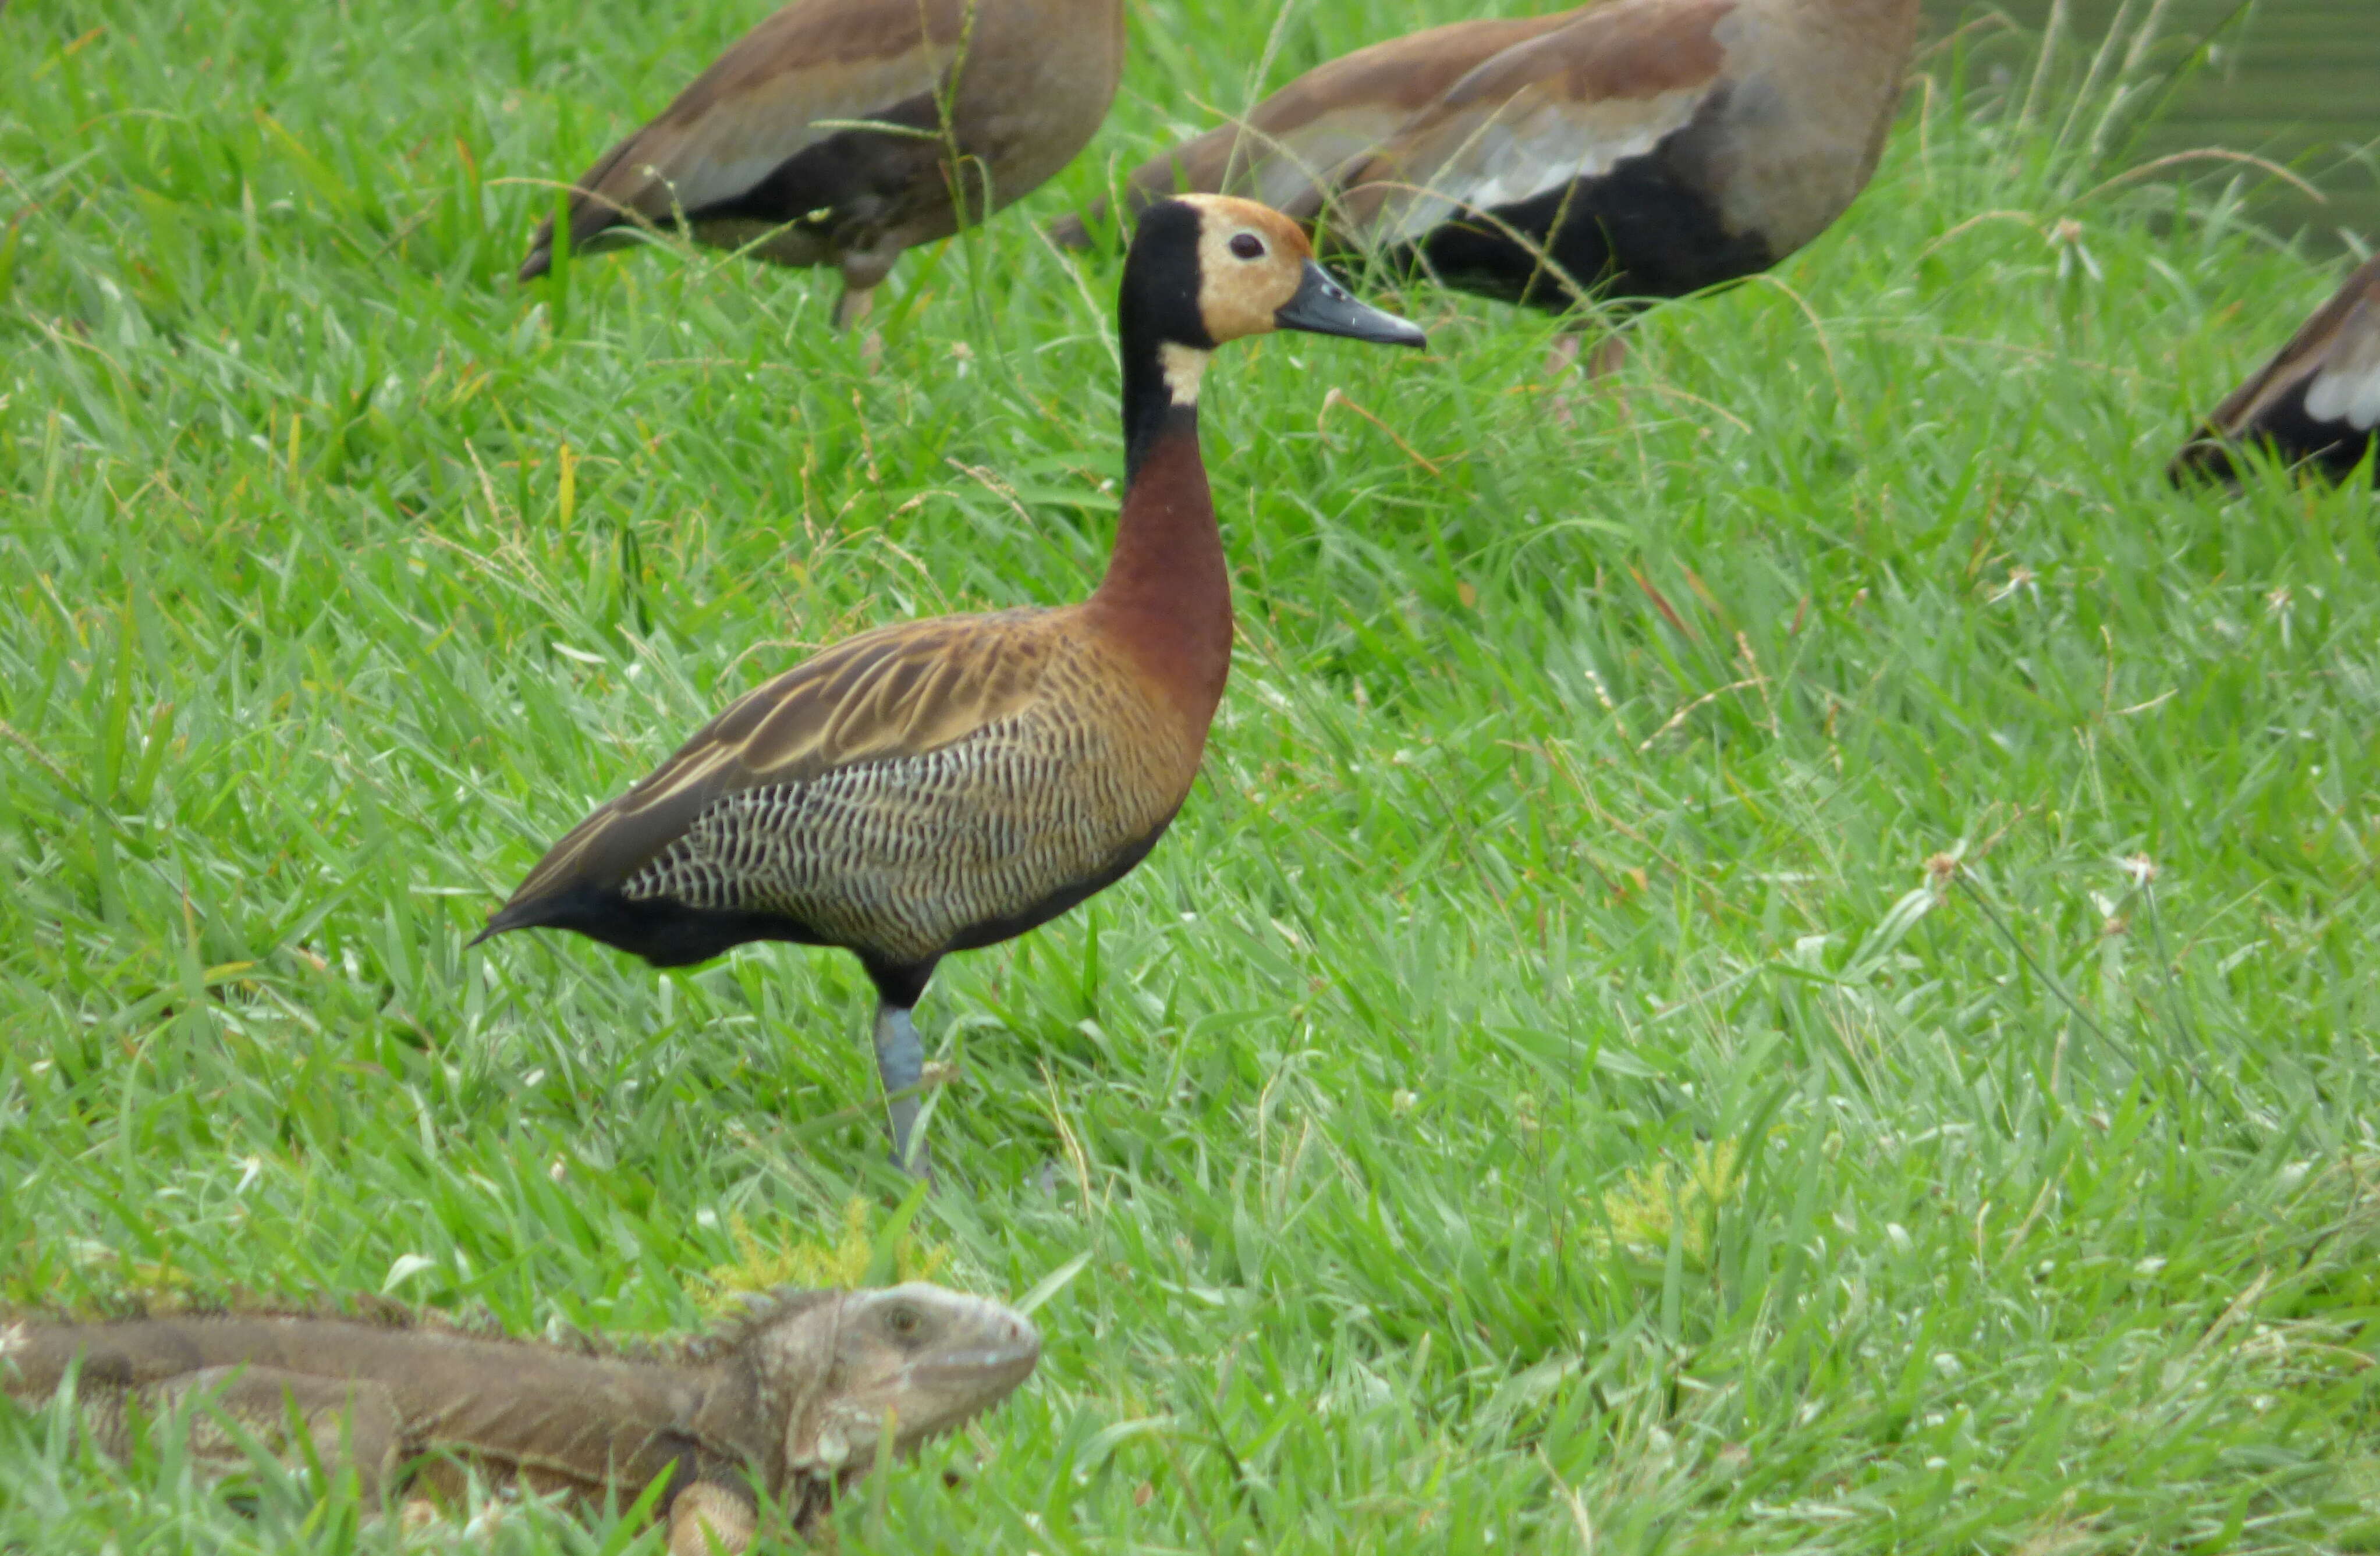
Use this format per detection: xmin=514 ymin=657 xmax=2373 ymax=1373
xmin=2170 ymin=253 xmax=2380 ymax=485
xmin=1056 ymin=0 xmax=1920 ymax=354
xmin=517 ymin=0 xmax=1128 ymax=326
xmin=477 ymin=196 xmax=1425 ymax=1176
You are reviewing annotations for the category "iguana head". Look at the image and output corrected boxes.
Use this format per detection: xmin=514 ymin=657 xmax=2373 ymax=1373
xmin=740 ymin=1284 xmax=1041 ymax=1486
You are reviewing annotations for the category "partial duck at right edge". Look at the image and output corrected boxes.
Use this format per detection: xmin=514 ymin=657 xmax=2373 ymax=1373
xmin=1056 ymin=0 xmax=1922 ymax=325
xmin=2171 ymin=253 xmax=2380 ymax=485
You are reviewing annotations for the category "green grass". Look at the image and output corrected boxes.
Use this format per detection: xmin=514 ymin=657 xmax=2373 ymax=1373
xmin=5 ymin=0 xmax=2380 ymax=1550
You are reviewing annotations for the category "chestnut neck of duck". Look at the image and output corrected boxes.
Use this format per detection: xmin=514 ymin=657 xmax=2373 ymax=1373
xmin=1088 ymin=300 xmax=1232 ymax=733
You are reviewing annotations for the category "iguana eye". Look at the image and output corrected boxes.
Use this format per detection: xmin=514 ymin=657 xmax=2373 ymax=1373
xmin=886 ymin=1305 xmax=921 ymax=1337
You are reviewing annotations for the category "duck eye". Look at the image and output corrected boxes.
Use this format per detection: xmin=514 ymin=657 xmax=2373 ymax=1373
xmin=1229 ymin=233 xmax=1265 ymax=261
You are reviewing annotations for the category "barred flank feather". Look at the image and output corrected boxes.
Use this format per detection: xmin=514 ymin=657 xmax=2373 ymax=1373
xmin=482 ymin=616 xmax=1195 ymax=974
xmin=623 ymin=665 xmax=1186 ymax=967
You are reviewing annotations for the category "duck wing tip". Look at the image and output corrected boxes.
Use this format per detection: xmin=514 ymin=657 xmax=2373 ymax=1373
xmin=473 ymin=869 xmax=605 ymax=943
xmin=468 ymin=905 xmax=529 ymax=947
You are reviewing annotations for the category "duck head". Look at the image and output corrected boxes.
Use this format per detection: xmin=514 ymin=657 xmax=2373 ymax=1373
xmin=1120 ymin=194 xmax=1425 ymax=365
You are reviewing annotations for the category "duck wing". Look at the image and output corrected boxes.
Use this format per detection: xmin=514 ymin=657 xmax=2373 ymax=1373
xmin=1330 ymin=0 xmax=1736 ymax=249
xmin=484 ymin=609 xmax=1057 ymax=929
xmin=519 ymin=0 xmax=973 ymax=278
xmin=1051 ymin=14 xmax=1568 ymax=246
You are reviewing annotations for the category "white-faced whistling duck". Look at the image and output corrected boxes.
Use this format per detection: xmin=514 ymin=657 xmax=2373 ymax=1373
xmin=1056 ymin=0 xmax=1920 ymax=340
xmin=2171 ymin=253 xmax=2380 ymax=485
xmin=476 ymin=196 xmax=1426 ymax=1177
xmin=517 ymin=0 xmax=1128 ymax=328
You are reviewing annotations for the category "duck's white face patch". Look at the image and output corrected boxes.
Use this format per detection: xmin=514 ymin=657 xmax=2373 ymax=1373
xmin=2301 ymin=294 xmax=2380 ymax=431
xmin=0 ymin=1322 xmax=26 ymax=1362
xmin=1177 ymin=195 xmax=1315 ymax=344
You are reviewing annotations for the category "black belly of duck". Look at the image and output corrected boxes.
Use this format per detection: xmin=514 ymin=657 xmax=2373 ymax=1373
xmin=512 ymin=822 xmax=1172 ymax=1006
xmin=2175 ymin=381 xmax=2380 ymax=485
xmin=2183 ymin=398 xmax=2379 ymax=485
xmin=678 ymin=95 xmax=955 ymax=244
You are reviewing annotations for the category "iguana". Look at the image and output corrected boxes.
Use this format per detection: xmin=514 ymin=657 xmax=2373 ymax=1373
xmin=0 ymin=1283 xmax=1038 ymax=1552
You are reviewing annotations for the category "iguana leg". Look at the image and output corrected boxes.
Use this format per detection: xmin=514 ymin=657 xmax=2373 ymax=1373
xmin=667 ymin=1480 xmax=757 ymax=1555
xmin=872 ymin=1001 xmax=932 ymax=1180
xmin=147 ymin=1366 xmax=403 ymax=1507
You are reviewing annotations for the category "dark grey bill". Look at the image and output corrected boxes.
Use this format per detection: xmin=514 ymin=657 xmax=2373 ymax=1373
xmin=1274 ymin=260 xmax=1427 ymax=347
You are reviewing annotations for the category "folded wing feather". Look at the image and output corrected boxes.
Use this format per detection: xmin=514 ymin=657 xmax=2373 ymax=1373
xmin=498 ymin=611 xmax=1056 ymax=911
xmin=2299 ymin=283 xmax=2380 ymax=432
xmin=1332 ymin=1 xmax=1731 ymax=244
xmin=1055 ymin=15 xmax=1569 ymax=243
xmin=526 ymin=0 xmax=972 ymax=267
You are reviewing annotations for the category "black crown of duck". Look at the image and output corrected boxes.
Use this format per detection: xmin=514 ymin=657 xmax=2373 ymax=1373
xmin=519 ymin=0 xmax=1128 ymax=327
xmin=1056 ymin=0 xmax=1921 ymax=314
xmin=480 ymin=196 xmax=1423 ymax=1173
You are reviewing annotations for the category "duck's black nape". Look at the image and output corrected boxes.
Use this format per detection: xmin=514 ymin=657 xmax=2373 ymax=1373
xmin=1117 ymin=200 xmax=1217 ymax=481
xmin=1118 ymin=201 xmax=1217 ymax=356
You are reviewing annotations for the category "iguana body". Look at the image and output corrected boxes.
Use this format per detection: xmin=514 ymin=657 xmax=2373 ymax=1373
xmin=0 ymin=1284 xmax=1038 ymax=1552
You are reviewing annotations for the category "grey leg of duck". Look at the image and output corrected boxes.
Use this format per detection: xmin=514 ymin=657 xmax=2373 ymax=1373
xmin=1551 ymin=331 xmax=1630 ymax=429
xmin=833 ymin=282 xmax=875 ymax=332
xmin=1545 ymin=332 xmax=1627 ymax=379
xmin=1549 ymin=332 xmax=1581 ymax=427
xmin=836 ymin=283 xmax=885 ymax=367
xmin=836 ymin=247 xmax=899 ymax=357
xmin=872 ymin=1002 xmax=931 ymax=1178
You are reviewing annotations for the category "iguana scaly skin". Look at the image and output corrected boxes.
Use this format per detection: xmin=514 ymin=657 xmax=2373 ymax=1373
xmin=0 ymin=1284 xmax=1038 ymax=1551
